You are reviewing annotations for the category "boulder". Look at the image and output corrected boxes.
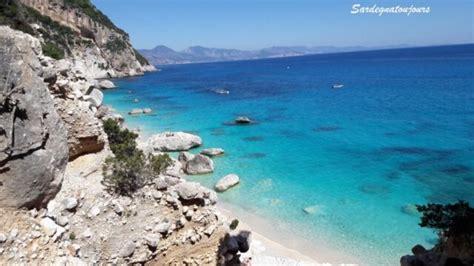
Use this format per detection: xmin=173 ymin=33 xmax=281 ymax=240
xmin=174 ymin=182 xmax=204 ymax=201
xmin=200 ymin=148 xmax=225 ymax=157
xmin=98 ymin=79 xmax=115 ymax=89
xmin=143 ymin=108 xmax=152 ymax=114
xmin=83 ymin=88 xmax=104 ymax=107
xmin=411 ymin=244 xmax=427 ymax=255
xmin=54 ymin=98 xmax=106 ymax=160
xmin=185 ymin=154 xmax=214 ymax=175
xmin=148 ymin=132 xmax=202 ymax=152
xmin=0 ymin=26 xmax=69 ymax=208
xmin=128 ymin=108 xmax=143 ymax=115
xmin=120 ymin=241 xmax=136 ymax=258
xmin=215 ymin=174 xmax=240 ymax=192
xmin=62 ymin=197 xmax=78 ymax=211
xmin=153 ymin=175 xmax=180 ymax=190
xmin=178 ymin=151 xmax=195 ymax=168
xmin=235 ymin=116 xmax=253 ymax=124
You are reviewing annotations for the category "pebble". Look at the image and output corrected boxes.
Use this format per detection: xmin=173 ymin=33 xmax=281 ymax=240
xmin=0 ymin=233 xmax=7 ymax=243
xmin=87 ymin=206 xmax=100 ymax=218
xmin=120 ymin=241 xmax=135 ymax=258
xmin=82 ymin=228 xmax=93 ymax=238
xmin=62 ymin=198 xmax=78 ymax=211
xmin=9 ymin=229 xmax=19 ymax=240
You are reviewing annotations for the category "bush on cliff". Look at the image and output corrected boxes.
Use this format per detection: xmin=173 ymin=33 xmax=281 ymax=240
xmin=102 ymin=119 xmax=173 ymax=196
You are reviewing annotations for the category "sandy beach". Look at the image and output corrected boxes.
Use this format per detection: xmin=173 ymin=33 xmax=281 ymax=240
xmin=217 ymin=201 xmax=360 ymax=266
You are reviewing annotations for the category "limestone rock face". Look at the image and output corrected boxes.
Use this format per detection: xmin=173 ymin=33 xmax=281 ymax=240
xmin=54 ymin=98 xmax=106 ymax=160
xmin=148 ymin=132 xmax=202 ymax=152
xmin=18 ymin=0 xmax=155 ymax=78
xmin=0 ymin=26 xmax=69 ymax=208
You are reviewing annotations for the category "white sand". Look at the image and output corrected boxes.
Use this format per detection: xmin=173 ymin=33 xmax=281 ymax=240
xmin=218 ymin=201 xmax=360 ymax=266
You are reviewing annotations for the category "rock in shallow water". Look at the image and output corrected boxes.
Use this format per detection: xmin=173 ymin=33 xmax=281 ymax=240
xmin=148 ymin=132 xmax=202 ymax=152
xmin=303 ymin=205 xmax=323 ymax=215
xmin=235 ymin=116 xmax=253 ymax=124
xmin=215 ymin=174 xmax=240 ymax=192
xmin=200 ymin=148 xmax=224 ymax=157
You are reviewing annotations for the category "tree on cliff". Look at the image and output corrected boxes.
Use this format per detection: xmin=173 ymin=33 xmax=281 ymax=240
xmin=102 ymin=119 xmax=173 ymax=196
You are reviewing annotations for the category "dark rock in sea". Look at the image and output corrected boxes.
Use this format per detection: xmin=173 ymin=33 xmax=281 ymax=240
xmin=313 ymin=126 xmax=342 ymax=132
xmin=440 ymin=165 xmax=471 ymax=175
xmin=379 ymin=146 xmax=455 ymax=158
xmin=235 ymin=116 xmax=253 ymax=124
xmin=211 ymin=128 xmax=226 ymax=136
xmin=359 ymin=184 xmax=390 ymax=195
xmin=462 ymin=176 xmax=474 ymax=183
xmin=242 ymin=136 xmax=264 ymax=142
xmin=241 ymin=153 xmax=266 ymax=159
xmin=279 ymin=129 xmax=306 ymax=139
xmin=385 ymin=171 xmax=401 ymax=180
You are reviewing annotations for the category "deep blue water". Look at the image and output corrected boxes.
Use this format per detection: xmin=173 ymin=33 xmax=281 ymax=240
xmin=104 ymin=44 xmax=474 ymax=265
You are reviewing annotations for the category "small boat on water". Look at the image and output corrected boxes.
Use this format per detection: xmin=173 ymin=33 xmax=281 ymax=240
xmin=212 ymin=88 xmax=230 ymax=95
xmin=332 ymin=84 xmax=344 ymax=89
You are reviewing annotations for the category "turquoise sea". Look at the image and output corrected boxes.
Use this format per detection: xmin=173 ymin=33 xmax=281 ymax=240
xmin=104 ymin=44 xmax=474 ymax=265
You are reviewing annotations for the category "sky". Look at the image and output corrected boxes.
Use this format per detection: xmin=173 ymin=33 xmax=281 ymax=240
xmin=92 ymin=0 xmax=474 ymax=50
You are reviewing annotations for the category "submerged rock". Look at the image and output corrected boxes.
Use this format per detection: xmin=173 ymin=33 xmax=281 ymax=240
xmin=185 ymin=154 xmax=214 ymax=175
xmin=303 ymin=205 xmax=322 ymax=215
xmin=201 ymin=148 xmax=225 ymax=157
xmin=235 ymin=116 xmax=253 ymax=124
xmin=401 ymin=204 xmax=419 ymax=216
xmin=143 ymin=108 xmax=153 ymax=114
xmin=148 ymin=132 xmax=202 ymax=152
xmin=215 ymin=174 xmax=240 ymax=192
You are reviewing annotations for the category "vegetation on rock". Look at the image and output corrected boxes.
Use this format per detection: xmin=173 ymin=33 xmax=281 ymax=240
xmin=42 ymin=41 xmax=64 ymax=60
xmin=102 ymin=119 xmax=173 ymax=196
xmin=416 ymin=200 xmax=474 ymax=247
xmin=134 ymin=48 xmax=151 ymax=66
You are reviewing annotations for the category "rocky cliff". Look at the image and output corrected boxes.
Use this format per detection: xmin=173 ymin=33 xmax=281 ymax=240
xmin=1 ymin=0 xmax=155 ymax=79
xmin=0 ymin=26 xmax=69 ymax=208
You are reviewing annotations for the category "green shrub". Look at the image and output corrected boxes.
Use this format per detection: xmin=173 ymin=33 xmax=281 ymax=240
xmin=103 ymin=118 xmax=139 ymax=160
xmin=230 ymin=219 xmax=239 ymax=230
xmin=134 ymin=48 xmax=150 ymax=66
xmin=69 ymin=232 xmax=76 ymax=240
xmin=105 ymin=36 xmax=127 ymax=52
xmin=42 ymin=41 xmax=65 ymax=60
xmin=102 ymin=119 xmax=173 ymax=196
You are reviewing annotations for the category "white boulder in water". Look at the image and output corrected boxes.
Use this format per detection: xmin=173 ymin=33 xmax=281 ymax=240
xmin=148 ymin=132 xmax=202 ymax=152
xmin=215 ymin=174 xmax=240 ymax=192
xmin=99 ymin=79 xmax=116 ymax=89
xmin=200 ymin=148 xmax=224 ymax=157
xmin=128 ymin=108 xmax=143 ymax=115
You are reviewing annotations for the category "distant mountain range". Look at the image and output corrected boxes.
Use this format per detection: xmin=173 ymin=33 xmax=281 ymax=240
xmin=139 ymin=44 xmax=412 ymax=65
